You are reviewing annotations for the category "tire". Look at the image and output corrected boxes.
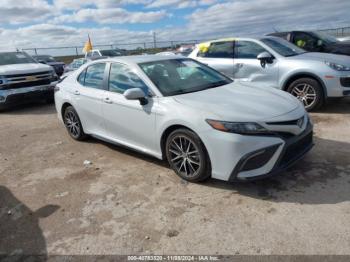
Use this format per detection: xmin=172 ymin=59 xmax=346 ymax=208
xmin=165 ymin=128 xmax=211 ymax=182
xmin=287 ymin=77 xmax=324 ymax=111
xmin=63 ymin=106 xmax=87 ymax=141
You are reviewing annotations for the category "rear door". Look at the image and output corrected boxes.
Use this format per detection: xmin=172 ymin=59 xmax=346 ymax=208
xmin=232 ymin=40 xmax=279 ymax=88
xmin=194 ymin=41 xmax=235 ymax=78
xmin=74 ymin=63 xmax=108 ymax=136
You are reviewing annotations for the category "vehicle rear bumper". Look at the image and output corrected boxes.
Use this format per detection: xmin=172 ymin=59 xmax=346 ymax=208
xmin=0 ymin=82 xmax=57 ymax=108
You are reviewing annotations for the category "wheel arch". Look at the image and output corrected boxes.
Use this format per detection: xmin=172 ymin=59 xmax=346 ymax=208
xmin=282 ymin=72 xmax=328 ymax=99
xmin=61 ymin=102 xmax=73 ymax=120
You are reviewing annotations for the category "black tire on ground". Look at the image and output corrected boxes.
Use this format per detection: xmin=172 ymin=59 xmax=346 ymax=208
xmin=165 ymin=128 xmax=211 ymax=182
xmin=63 ymin=106 xmax=87 ymax=141
xmin=287 ymin=77 xmax=324 ymax=111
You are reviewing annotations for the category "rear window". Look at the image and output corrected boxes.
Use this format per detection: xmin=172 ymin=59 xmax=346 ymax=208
xmin=0 ymin=52 xmax=36 ymax=65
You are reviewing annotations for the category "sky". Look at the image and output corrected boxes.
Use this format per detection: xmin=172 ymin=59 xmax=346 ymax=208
xmin=0 ymin=0 xmax=350 ymax=55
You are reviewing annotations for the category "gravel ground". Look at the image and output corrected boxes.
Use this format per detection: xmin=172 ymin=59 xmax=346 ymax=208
xmin=0 ymin=99 xmax=349 ymax=256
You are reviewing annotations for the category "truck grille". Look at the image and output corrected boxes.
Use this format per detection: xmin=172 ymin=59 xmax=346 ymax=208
xmin=0 ymin=71 xmax=53 ymax=90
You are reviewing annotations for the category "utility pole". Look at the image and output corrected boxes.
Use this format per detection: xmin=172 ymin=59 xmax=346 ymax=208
xmin=153 ymin=31 xmax=157 ymax=48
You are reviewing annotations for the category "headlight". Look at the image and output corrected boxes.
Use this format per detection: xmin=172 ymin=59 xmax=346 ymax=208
xmin=325 ymin=61 xmax=350 ymax=71
xmin=206 ymin=119 xmax=269 ymax=135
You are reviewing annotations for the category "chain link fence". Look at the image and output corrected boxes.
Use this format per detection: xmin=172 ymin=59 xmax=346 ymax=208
xmin=21 ymin=26 xmax=350 ymax=62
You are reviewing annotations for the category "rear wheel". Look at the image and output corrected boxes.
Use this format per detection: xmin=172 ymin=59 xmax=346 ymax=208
xmin=287 ymin=77 xmax=324 ymax=111
xmin=165 ymin=129 xmax=211 ymax=182
xmin=63 ymin=106 xmax=87 ymax=141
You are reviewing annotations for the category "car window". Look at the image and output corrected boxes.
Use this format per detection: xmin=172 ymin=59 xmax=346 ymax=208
xmin=77 ymin=69 xmax=86 ymax=85
xmin=199 ymin=41 xmax=234 ymax=58
xmin=139 ymin=58 xmax=232 ymax=96
xmin=293 ymin=32 xmax=317 ymax=50
xmin=81 ymin=63 xmax=106 ymax=89
xmin=108 ymin=63 xmax=148 ymax=94
xmin=235 ymin=41 xmax=266 ymax=59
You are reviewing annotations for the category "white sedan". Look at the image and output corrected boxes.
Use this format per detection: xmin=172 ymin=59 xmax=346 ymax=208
xmin=55 ymin=55 xmax=313 ymax=182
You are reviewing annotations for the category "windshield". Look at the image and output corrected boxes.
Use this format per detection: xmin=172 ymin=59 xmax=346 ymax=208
xmin=312 ymin=32 xmax=338 ymax=44
xmin=261 ymin=38 xmax=306 ymax=57
xmin=100 ymin=50 xmax=122 ymax=56
xmin=0 ymin=52 xmax=36 ymax=65
xmin=139 ymin=58 xmax=232 ymax=96
xmin=35 ymin=55 xmax=56 ymax=62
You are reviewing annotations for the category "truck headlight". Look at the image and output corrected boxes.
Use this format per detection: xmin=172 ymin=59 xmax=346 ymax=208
xmin=206 ymin=119 xmax=269 ymax=135
xmin=325 ymin=61 xmax=350 ymax=71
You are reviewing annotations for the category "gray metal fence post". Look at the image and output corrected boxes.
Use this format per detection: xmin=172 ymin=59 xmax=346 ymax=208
xmin=34 ymin=48 xmax=38 ymax=55
xmin=75 ymin=47 xmax=79 ymax=56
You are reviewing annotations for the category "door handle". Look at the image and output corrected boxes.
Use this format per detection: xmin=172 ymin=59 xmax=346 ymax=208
xmin=74 ymin=90 xmax=80 ymax=95
xmin=104 ymin=97 xmax=112 ymax=104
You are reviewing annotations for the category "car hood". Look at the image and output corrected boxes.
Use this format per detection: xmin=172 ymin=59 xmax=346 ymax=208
xmin=292 ymin=52 xmax=350 ymax=66
xmin=46 ymin=61 xmax=65 ymax=66
xmin=0 ymin=63 xmax=52 ymax=75
xmin=327 ymin=41 xmax=350 ymax=55
xmin=173 ymin=82 xmax=301 ymax=122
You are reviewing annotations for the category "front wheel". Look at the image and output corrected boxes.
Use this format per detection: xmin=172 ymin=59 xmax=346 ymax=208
xmin=63 ymin=106 xmax=87 ymax=141
xmin=287 ymin=78 xmax=324 ymax=111
xmin=165 ymin=129 xmax=211 ymax=182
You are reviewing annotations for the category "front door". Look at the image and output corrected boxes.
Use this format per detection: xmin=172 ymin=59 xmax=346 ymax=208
xmin=101 ymin=63 xmax=157 ymax=155
xmin=232 ymin=40 xmax=279 ymax=88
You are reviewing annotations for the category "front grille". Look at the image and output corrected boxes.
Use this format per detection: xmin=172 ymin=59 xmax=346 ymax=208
xmin=2 ymin=79 xmax=51 ymax=90
xmin=279 ymin=132 xmax=313 ymax=167
xmin=3 ymin=71 xmax=52 ymax=78
xmin=340 ymin=77 xmax=350 ymax=87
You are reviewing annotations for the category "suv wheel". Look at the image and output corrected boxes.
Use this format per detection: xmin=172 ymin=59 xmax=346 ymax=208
xmin=165 ymin=128 xmax=211 ymax=182
xmin=63 ymin=106 xmax=87 ymax=140
xmin=287 ymin=78 xmax=324 ymax=111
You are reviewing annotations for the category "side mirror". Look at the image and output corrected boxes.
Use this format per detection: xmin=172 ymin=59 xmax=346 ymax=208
xmin=123 ymin=88 xmax=148 ymax=105
xmin=257 ymin=52 xmax=274 ymax=67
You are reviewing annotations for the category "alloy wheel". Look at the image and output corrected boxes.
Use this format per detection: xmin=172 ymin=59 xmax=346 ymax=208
xmin=291 ymin=83 xmax=317 ymax=109
xmin=64 ymin=111 xmax=80 ymax=138
xmin=168 ymin=135 xmax=201 ymax=177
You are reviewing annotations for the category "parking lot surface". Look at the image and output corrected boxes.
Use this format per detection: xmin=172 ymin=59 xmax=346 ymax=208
xmin=0 ymin=99 xmax=350 ymax=256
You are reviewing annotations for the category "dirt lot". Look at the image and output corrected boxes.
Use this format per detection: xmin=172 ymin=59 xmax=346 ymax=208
xmin=0 ymin=99 xmax=350 ymax=256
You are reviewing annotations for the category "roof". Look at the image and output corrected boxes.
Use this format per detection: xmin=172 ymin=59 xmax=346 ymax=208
xmin=98 ymin=54 xmax=186 ymax=64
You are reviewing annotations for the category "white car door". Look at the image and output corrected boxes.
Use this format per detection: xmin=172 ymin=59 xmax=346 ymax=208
xmin=193 ymin=41 xmax=236 ymax=78
xmin=101 ymin=62 xmax=157 ymax=155
xmin=74 ymin=62 xmax=108 ymax=136
xmin=232 ymin=40 xmax=279 ymax=88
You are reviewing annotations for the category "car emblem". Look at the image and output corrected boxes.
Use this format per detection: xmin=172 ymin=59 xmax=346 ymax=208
xmin=26 ymin=76 xmax=37 ymax=81
xmin=297 ymin=117 xmax=304 ymax=128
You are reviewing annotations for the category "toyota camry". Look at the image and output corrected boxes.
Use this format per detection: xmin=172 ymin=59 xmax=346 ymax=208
xmin=55 ymin=55 xmax=313 ymax=182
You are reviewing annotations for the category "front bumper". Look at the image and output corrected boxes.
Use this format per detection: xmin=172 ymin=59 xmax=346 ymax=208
xmin=199 ymin=116 xmax=313 ymax=182
xmin=0 ymin=82 xmax=57 ymax=108
xmin=229 ymin=122 xmax=313 ymax=181
xmin=323 ymin=73 xmax=350 ymax=97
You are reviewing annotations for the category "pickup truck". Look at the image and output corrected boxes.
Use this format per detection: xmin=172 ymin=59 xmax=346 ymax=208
xmin=0 ymin=51 xmax=58 ymax=111
xmin=268 ymin=31 xmax=350 ymax=56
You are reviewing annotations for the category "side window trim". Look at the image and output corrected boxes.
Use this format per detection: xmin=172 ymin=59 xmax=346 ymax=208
xmin=106 ymin=62 xmax=149 ymax=95
xmin=76 ymin=62 xmax=108 ymax=90
xmin=234 ymin=40 xmax=266 ymax=59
